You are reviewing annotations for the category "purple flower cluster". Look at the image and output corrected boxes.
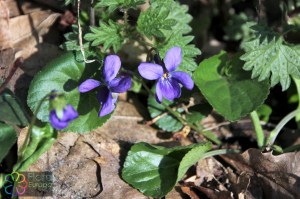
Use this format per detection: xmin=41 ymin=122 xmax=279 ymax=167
xmin=78 ymin=55 xmax=131 ymax=116
xmin=77 ymin=47 xmax=193 ymax=118
xmin=50 ymin=104 xmax=78 ymax=130
xmin=138 ymin=47 xmax=194 ymax=103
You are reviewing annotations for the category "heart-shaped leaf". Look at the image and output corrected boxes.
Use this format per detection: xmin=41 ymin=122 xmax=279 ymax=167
xmin=148 ymin=92 xmax=183 ymax=132
xmin=122 ymin=142 xmax=212 ymax=198
xmin=193 ymin=51 xmax=270 ymax=121
xmin=27 ymin=52 xmax=111 ymax=133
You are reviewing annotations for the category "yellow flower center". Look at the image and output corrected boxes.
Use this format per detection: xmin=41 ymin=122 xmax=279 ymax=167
xmin=163 ymin=73 xmax=168 ymax=79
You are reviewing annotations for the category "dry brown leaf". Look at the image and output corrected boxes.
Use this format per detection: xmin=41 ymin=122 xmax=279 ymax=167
xmin=222 ymin=148 xmax=300 ymax=199
xmin=0 ymin=8 xmax=62 ymax=92
xmin=8 ymin=10 xmax=60 ymax=48
xmin=194 ymin=185 xmax=232 ymax=199
xmin=181 ymin=186 xmax=200 ymax=199
xmin=0 ymin=0 xmax=11 ymax=48
xmin=5 ymin=0 xmax=45 ymax=18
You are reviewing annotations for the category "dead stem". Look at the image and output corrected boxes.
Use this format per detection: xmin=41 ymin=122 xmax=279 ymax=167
xmin=77 ymin=0 xmax=95 ymax=63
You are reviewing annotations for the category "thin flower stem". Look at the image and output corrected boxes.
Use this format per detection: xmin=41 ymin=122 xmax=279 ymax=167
xmin=292 ymin=76 xmax=300 ymax=123
xmin=141 ymin=80 xmax=221 ymax=145
xmin=123 ymin=9 xmax=129 ymax=29
xmin=250 ymin=111 xmax=265 ymax=148
xmin=18 ymin=93 xmax=52 ymax=157
xmin=201 ymin=149 xmax=240 ymax=159
xmin=266 ymin=109 xmax=300 ymax=147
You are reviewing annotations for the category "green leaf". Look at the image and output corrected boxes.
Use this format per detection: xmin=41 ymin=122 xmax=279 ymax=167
xmin=122 ymin=142 xmax=212 ymax=198
xmin=148 ymin=90 xmax=183 ymax=132
xmin=240 ymin=24 xmax=300 ymax=90
xmin=151 ymin=0 xmax=192 ymax=36
xmin=0 ymin=123 xmax=17 ymax=163
xmin=176 ymin=143 xmax=212 ymax=182
xmin=61 ymin=25 xmax=81 ymax=51
xmin=129 ymin=75 xmax=142 ymax=93
xmin=158 ymin=34 xmax=201 ymax=74
xmin=95 ymin=0 xmax=145 ymax=12
xmin=84 ymin=20 xmax=124 ymax=52
xmin=14 ymin=124 xmax=57 ymax=171
xmin=193 ymin=51 xmax=270 ymax=121
xmin=60 ymin=25 xmax=97 ymax=58
xmin=137 ymin=6 xmax=177 ymax=39
xmin=0 ymin=89 xmax=29 ymax=126
xmin=27 ymin=52 xmax=111 ymax=133
xmin=186 ymin=104 xmax=212 ymax=124
xmin=64 ymin=0 xmax=76 ymax=6
xmin=95 ymin=0 xmax=120 ymax=12
xmin=256 ymin=104 xmax=272 ymax=123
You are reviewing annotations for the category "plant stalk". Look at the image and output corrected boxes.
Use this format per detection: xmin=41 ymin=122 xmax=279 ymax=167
xmin=202 ymin=149 xmax=240 ymax=159
xmin=141 ymin=80 xmax=221 ymax=145
xmin=266 ymin=109 xmax=300 ymax=147
xmin=18 ymin=93 xmax=51 ymax=158
xmin=250 ymin=111 xmax=265 ymax=148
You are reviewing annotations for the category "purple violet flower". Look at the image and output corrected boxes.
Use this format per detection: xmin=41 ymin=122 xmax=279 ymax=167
xmin=78 ymin=55 xmax=131 ymax=117
xmin=49 ymin=105 xmax=78 ymax=130
xmin=138 ymin=47 xmax=194 ymax=103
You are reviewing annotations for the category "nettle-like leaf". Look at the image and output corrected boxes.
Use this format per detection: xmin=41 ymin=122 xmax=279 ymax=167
xmin=85 ymin=20 xmax=124 ymax=52
xmin=27 ymin=52 xmax=111 ymax=133
xmin=122 ymin=142 xmax=212 ymax=198
xmin=61 ymin=25 xmax=97 ymax=58
xmin=139 ymin=0 xmax=192 ymax=39
xmin=61 ymin=25 xmax=82 ymax=51
xmin=151 ymin=0 xmax=192 ymax=36
xmin=193 ymin=51 xmax=270 ymax=121
xmin=137 ymin=6 xmax=176 ymax=39
xmin=158 ymin=34 xmax=201 ymax=74
xmin=95 ymin=0 xmax=145 ymax=12
xmin=241 ymin=24 xmax=300 ymax=90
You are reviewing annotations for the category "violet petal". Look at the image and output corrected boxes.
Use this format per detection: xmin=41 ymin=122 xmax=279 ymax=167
xmin=61 ymin=105 xmax=79 ymax=122
xmin=49 ymin=110 xmax=69 ymax=130
xmin=171 ymin=71 xmax=194 ymax=90
xmin=163 ymin=47 xmax=182 ymax=72
xmin=103 ymin=55 xmax=121 ymax=83
xmin=155 ymin=81 xmax=163 ymax=103
xmin=158 ymin=77 xmax=181 ymax=101
xmin=78 ymin=79 xmax=101 ymax=93
xmin=109 ymin=75 xmax=132 ymax=93
xmin=138 ymin=63 xmax=164 ymax=80
xmin=97 ymin=87 xmax=115 ymax=117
